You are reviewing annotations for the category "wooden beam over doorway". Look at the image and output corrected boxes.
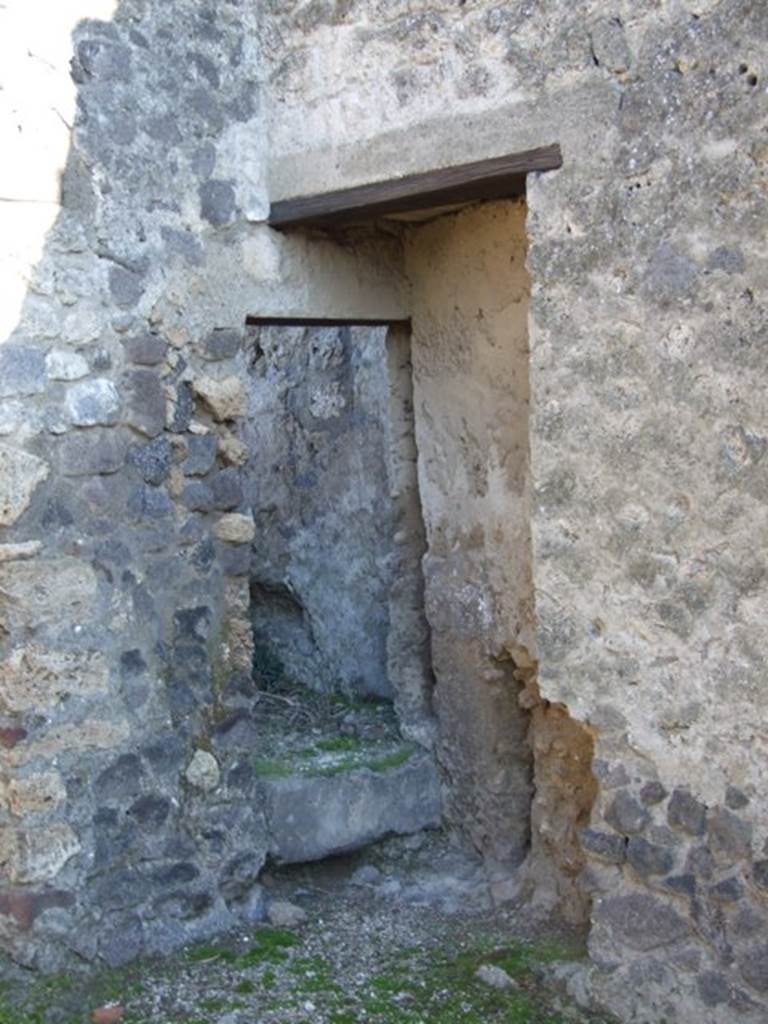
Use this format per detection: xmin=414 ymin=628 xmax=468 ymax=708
xmin=246 ymin=316 xmax=411 ymax=328
xmin=268 ymin=144 xmax=562 ymax=229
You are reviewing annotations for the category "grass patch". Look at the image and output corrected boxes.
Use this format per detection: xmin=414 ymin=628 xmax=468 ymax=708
xmin=252 ymin=743 xmax=415 ymax=779
xmin=314 ymin=736 xmax=363 ymax=754
xmin=368 ymin=748 xmax=413 ymax=772
xmin=352 ymin=937 xmax=608 ymax=1024
xmin=252 ymin=757 xmax=294 ymax=778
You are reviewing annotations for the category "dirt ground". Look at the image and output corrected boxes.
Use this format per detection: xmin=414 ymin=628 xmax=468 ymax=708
xmin=1 ymin=831 xmax=616 ymax=1024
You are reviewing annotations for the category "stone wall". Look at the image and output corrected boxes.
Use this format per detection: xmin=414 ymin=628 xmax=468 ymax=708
xmin=244 ymin=323 xmax=430 ymax=705
xmin=0 ymin=0 xmax=411 ymax=971
xmin=262 ymin=2 xmax=768 ymax=1021
xmin=405 ymin=200 xmax=534 ymax=876
xmin=2 ymin=0 xmax=768 ymax=1021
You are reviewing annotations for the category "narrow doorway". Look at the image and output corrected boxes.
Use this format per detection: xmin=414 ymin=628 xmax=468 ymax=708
xmin=245 ymin=196 xmax=536 ymax=882
xmin=241 ymin=320 xmax=436 ymax=746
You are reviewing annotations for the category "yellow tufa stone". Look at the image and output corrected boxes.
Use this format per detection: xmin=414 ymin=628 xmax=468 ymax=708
xmin=192 ymin=375 xmax=247 ymax=422
xmin=213 ymin=512 xmax=255 ymax=544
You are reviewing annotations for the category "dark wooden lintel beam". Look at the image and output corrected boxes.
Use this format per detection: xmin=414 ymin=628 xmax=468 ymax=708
xmin=268 ymin=144 xmax=562 ymax=229
xmin=246 ymin=316 xmax=410 ymax=328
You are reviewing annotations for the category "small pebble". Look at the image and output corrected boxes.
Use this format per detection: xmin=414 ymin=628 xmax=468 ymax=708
xmin=476 ymin=964 xmax=518 ymax=990
xmin=91 ymin=1005 xmax=124 ymax=1024
xmin=267 ymin=898 xmax=308 ymax=927
xmin=351 ymin=865 xmax=382 ymax=886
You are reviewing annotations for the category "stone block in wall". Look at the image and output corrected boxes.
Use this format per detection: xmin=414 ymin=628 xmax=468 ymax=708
xmin=45 ymin=349 xmax=89 ymax=381
xmin=0 ymin=542 xmax=41 ymax=562
xmin=0 ymin=647 xmax=108 ymax=713
xmin=210 ymin=469 xmax=243 ymax=510
xmin=592 ymin=892 xmax=692 ymax=953
xmin=7 ymin=720 xmax=130 ymax=768
xmin=59 ymin=429 xmax=128 ymax=476
xmin=0 ymin=824 xmax=80 ymax=884
xmin=0 ymin=346 xmax=47 ymax=398
xmin=213 ymin=513 xmax=255 ymax=543
xmin=122 ymin=333 xmax=167 ymax=366
xmin=0 ymin=445 xmax=48 ymax=525
xmin=183 ymin=434 xmax=218 ymax=476
xmin=203 ymin=329 xmax=240 ymax=361
xmin=127 ymin=436 xmax=172 ymax=485
xmin=0 ymin=559 xmax=98 ymax=635
xmin=123 ymin=369 xmax=166 ymax=437
xmin=192 ymin=375 xmax=247 ymax=421
xmin=65 ymin=379 xmax=120 ymax=427
xmin=2 ymin=772 xmax=66 ymax=817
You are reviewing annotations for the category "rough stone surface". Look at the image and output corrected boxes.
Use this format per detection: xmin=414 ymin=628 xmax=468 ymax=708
xmin=45 ymin=349 xmax=89 ymax=381
xmin=65 ymin=379 xmax=120 ymax=427
xmin=192 ymin=376 xmax=247 ymax=422
xmin=593 ymin=893 xmax=691 ymax=953
xmin=213 ymin=513 xmax=255 ymax=544
xmin=0 ymin=445 xmax=48 ymax=525
xmin=264 ymin=755 xmax=441 ymax=864
xmin=185 ymin=750 xmax=221 ymax=792
xmin=245 ymin=325 xmax=431 ymax=706
xmin=476 ymin=964 xmax=517 ymax=990
xmin=1 ymin=2 xmax=767 ymax=1020
xmin=266 ymin=899 xmax=307 ymax=928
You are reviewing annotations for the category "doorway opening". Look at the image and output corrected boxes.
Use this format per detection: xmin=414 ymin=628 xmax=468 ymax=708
xmin=246 ymin=145 xmax=596 ymax=921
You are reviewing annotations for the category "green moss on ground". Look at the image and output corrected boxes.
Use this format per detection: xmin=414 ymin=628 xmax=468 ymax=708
xmin=0 ymin=924 xmax=615 ymax=1024
xmin=252 ymin=742 xmax=415 ymax=779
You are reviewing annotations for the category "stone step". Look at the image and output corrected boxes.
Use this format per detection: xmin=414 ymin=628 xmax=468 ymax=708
xmin=261 ymin=753 xmax=442 ymax=864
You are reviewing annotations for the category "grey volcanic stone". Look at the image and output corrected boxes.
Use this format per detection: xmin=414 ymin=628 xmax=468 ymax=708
xmin=204 ymin=329 xmax=240 ymax=361
xmin=264 ymin=753 xmax=441 ymax=864
xmin=127 ymin=484 xmax=173 ymax=519
xmin=210 ymin=468 xmax=243 ymax=510
xmin=590 ymin=16 xmax=630 ymax=73
xmin=741 ymin=942 xmax=768 ymax=994
xmin=99 ymin=915 xmax=144 ymax=968
xmin=123 ymin=333 xmax=167 ymax=365
xmin=752 ymin=860 xmax=768 ymax=891
xmin=74 ymin=38 xmax=132 ymax=82
xmin=124 ymin=369 xmax=166 ymax=437
xmin=109 ymin=265 xmax=146 ymax=308
xmin=60 ymin=429 xmax=128 ymax=475
xmin=640 ymin=781 xmax=667 ymax=806
xmin=626 ymin=837 xmax=674 ymax=877
xmin=0 ymin=345 xmax=47 ymax=398
xmin=594 ymin=893 xmax=691 ymax=952
xmin=605 ymin=791 xmax=650 ymax=835
xmin=697 ymin=971 xmax=732 ymax=1008
xmin=170 ymin=382 xmax=195 ymax=432
xmin=65 ymin=379 xmax=120 ymax=426
xmin=707 ymin=247 xmax=745 ymax=274
xmin=708 ymin=808 xmax=753 ymax=861
xmin=709 ymin=876 xmax=745 ymax=903
xmin=199 ymin=179 xmax=236 ymax=226
xmin=725 ymin=785 xmax=750 ymax=810
xmin=183 ymin=434 xmax=218 ymax=476
xmin=580 ymin=828 xmax=626 ymax=864
xmin=667 ymin=789 xmax=707 ymax=836
xmin=664 ymin=874 xmax=696 ymax=896
xmin=95 ymin=754 xmax=146 ymax=800
xmin=128 ymin=437 xmax=171 ymax=484
xmin=182 ymin=481 xmax=214 ymax=512
xmin=216 ymin=541 xmax=251 ymax=575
